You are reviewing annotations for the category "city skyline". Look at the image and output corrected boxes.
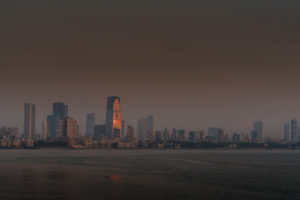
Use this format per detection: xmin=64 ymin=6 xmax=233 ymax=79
xmin=1 ymin=98 xmax=300 ymax=139
xmin=18 ymin=98 xmax=300 ymax=144
xmin=1 ymin=1 xmax=300 ymax=138
xmin=1 ymin=99 xmax=298 ymax=145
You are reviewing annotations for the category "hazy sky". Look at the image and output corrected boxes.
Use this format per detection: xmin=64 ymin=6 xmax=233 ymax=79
xmin=1 ymin=0 xmax=300 ymax=137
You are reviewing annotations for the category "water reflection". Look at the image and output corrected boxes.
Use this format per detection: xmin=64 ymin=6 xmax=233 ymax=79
xmin=0 ymin=150 xmax=299 ymax=200
xmin=21 ymin=168 xmax=36 ymax=198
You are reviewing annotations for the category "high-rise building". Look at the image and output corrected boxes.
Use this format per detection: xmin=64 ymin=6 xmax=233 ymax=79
xmin=86 ymin=113 xmax=95 ymax=137
xmin=177 ymin=129 xmax=186 ymax=142
xmin=42 ymin=121 xmax=49 ymax=141
xmin=48 ymin=102 xmax=69 ymax=139
xmin=208 ymin=127 xmax=218 ymax=137
xmin=47 ymin=115 xmax=56 ymax=139
xmin=251 ymin=131 xmax=258 ymax=142
xmin=296 ymin=126 xmax=300 ymax=142
xmin=232 ymin=133 xmax=240 ymax=144
xmin=121 ymin=120 xmax=126 ymax=139
xmin=57 ymin=117 xmax=77 ymax=145
xmin=53 ymin=102 xmax=68 ymax=119
xmin=216 ymin=129 xmax=224 ymax=143
xmin=137 ymin=115 xmax=154 ymax=141
xmin=147 ymin=115 xmax=154 ymax=141
xmin=105 ymin=96 xmax=122 ymax=138
xmin=291 ymin=118 xmax=297 ymax=143
xmin=253 ymin=121 xmax=263 ymax=140
xmin=24 ymin=103 xmax=36 ymax=140
xmin=137 ymin=117 xmax=147 ymax=141
xmin=208 ymin=128 xmax=219 ymax=138
xmin=196 ymin=130 xmax=205 ymax=142
xmin=77 ymin=125 xmax=80 ymax=137
xmin=188 ymin=131 xmax=196 ymax=142
xmin=126 ymin=125 xmax=135 ymax=141
xmin=154 ymin=131 xmax=163 ymax=142
xmin=283 ymin=123 xmax=290 ymax=142
xmin=207 ymin=127 xmax=224 ymax=142
xmin=163 ymin=128 xmax=170 ymax=142
xmin=224 ymin=134 xmax=230 ymax=142
xmin=93 ymin=124 xmax=106 ymax=139
xmin=170 ymin=128 xmax=177 ymax=141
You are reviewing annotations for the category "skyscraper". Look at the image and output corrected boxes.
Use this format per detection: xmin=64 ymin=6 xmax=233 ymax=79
xmin=47 ymin=115 xmax=56 ymax=139
xmin=291 ymin=118 xmax=297 ymax=143
xmin=188 ymin=131 xmax=196 ymax=142
xmin=232 ymin=133 xmax=240 ymax=144
xmin=251 ymin=131 xmax=258 ymax=142
xmin=163 ymin=128 xmax=170 ymax=142
xmin=121 ymin=120 xmax=126 ymax=139
xmin=57 ymin=117 xmax=77 ymax=145
xmin=283 ymin=123 xmax=290 ymax=142
xmin=137 ymin=118 xmax=145 ymax=141
xmin=196 ymin=130 xmax=205 ymax=142
xmin=137 ymin=115 xmax=154 ymax=141
xmin=177 ymin=129 xmax=186 ymax=142
xmin=105 ymin=96 xmax=122 ymax=138
xmin=253 ymin=121 xmax=263 ymax=140
xmin=42 ymin=121 xmax=49 ymax=141
xmin=53 ymin=102 xmax=68 ymax=119
xmin=171 ymin=128 xmax=177 ymax=141
xmin=86 ymin=113 xmax=95 ymax=137
xmin=48 ymin=102 xmax=68 ymax=139
xmin=126 ymin=125 xmax=135 ymax=141
xmin=154 ymin=131 xmax=163 ymax=142
xmin=77 ymin=124 xmax=80 ymax=137
xmin=208 ymin=127 xmax=220 ymax=138
xmin=146 ymin=115 xmax=154 ymax=141
xmin=207 ymin=127 xmax=224 ymax=142
xmin=24 ymin=103 xmax=36 ymax=140
xmin=93 ymin=124 xmax=106 ymax=139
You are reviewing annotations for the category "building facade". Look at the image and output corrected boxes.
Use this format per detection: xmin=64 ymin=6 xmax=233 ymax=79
xmin=57 ymin=117 xmax=77 ymax=145
xmin=86 ymin=113 xmax=95 ymax=137
xmin=126 ymin=125 xmax=135 ymax=141
xmin=105 ymin=96 xmax=122 ymax=139
xmin=24 ymin=103 xmax=36 ymax=140
xmin=291 ymin=118 xmax=297 ymax=143
xmin=47 ymin=102 xmax=68 ymax=139
xmin=137 ymin=117 xmax=147 ymax=141
xmin=42 ymin=121 xmax=49 ymax=141
xmin=94 ymin=124 xmax=106 ymax=139
xmin=232 ymin=132 xmax=240 ymax=144
xmin=121 ymin=120 xmax=126 ymax=139
xmin=137 ymin=115 xmax=154 ymax=141
xmin=253 ymin=121 xmax=263 ymax=140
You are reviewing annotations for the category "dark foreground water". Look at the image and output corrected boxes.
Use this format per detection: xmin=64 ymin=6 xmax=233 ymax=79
xmin=0 ymin=150 xmax=299 ymax=200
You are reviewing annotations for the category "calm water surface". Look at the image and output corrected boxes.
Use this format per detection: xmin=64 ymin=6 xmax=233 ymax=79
xmin=0 ymin=149 xmax=299 ymax=200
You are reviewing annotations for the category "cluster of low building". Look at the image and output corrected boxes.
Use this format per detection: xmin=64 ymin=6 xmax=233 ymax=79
xmin=0 ymin=127 xmax=34 ymax=148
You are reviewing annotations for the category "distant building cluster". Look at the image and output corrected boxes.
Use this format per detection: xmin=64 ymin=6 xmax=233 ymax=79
xmin=283 ymin=118 xmax=300 ymax=143
xmin=2 ymin=96 xmax=300 ymax=149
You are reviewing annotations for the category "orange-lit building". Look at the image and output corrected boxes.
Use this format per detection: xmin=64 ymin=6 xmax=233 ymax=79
xmin=105 ymin=96 xmax=122 ymax=139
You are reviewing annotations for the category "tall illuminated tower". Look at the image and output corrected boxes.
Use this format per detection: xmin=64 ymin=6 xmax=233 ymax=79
xmin=24 ymin=103 xmax=36 ymax=140
xmin=105 ymin=96 xmax=122 ymax=138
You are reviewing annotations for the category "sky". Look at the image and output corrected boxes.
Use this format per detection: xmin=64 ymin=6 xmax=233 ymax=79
xmin=0 ymin=0 xmax=300 ymax=137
